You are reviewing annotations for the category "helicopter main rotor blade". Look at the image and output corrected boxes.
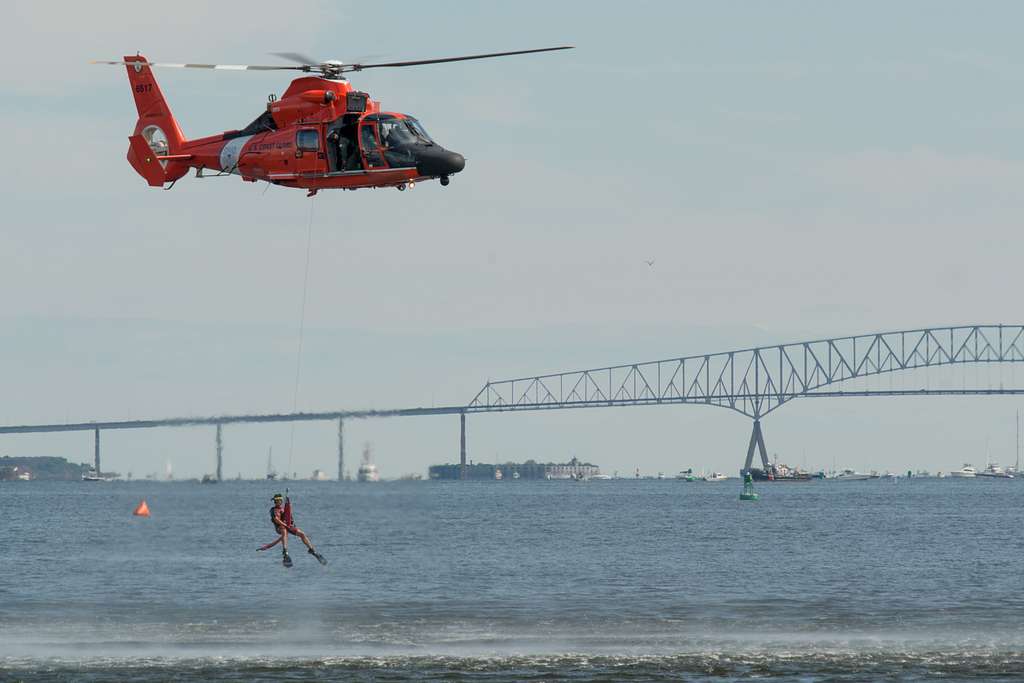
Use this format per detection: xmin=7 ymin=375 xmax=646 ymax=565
xmin=91 ymin=60 xmax=308 ymax=72
xmin=269 ymin=52 xmax=322 ymax=66
xmin=343 ymin=46 xmax=574 ymax=72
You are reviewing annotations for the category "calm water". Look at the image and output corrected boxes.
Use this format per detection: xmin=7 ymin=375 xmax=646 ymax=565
xmin=3 ymin=477 xmax=1024 ymax=681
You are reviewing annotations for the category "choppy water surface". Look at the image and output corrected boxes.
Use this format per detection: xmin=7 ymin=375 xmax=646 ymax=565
xmin=3 ymin=478 xmax=1024 ymax=681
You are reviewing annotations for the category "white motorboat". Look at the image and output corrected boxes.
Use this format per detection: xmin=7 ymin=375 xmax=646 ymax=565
xmin=977 ymin=463 xmax=1014 ymax=479
xmin=590 ymin=474 xmax=612 ymax=480
xmin=703 ymin=472 xmax=729 ymax=482
xmin=82 ymin=467 xmax=113 ymax=482
xmin=357 ymin=444 xmax=380 ymax=482
xmin=833 ymin=469 xmax=874 ymax=481
xmin=948 ymin=464 xmax=977 ymax=478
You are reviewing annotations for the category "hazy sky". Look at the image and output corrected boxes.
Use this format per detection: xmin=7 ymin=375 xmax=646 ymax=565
xmin=2 ymin=1 xmax=1024 ymax=479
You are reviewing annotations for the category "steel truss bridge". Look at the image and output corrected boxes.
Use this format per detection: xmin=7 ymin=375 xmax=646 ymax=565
xmin=467 ymin=324 xmax=1024 ymax=473
xmin=3 ymin=325 xmax=1024 ymax=478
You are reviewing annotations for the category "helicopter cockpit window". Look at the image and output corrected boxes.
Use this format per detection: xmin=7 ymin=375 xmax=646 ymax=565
xmin=406 ymin=118 xmax=434 ymax=144
xmin=296 ymin=129 xmax=319 ymax=152
xmin=379 ymin=119 xmax=418 ymax=149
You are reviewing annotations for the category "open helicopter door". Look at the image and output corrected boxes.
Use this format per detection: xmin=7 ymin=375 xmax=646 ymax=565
xmin=359 ymin=119 xmax=386 ymax=169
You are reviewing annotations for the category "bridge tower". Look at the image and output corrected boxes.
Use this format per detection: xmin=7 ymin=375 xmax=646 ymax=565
xmin=460 ymin=412 xmax=467 ymax=480
xmin=215 ymin=423 xmax=223 ymax=481
xmin=742 ymin=418 xmax=771 ymax=476
xmin=337 ymin=417 xmax=344 ymax=481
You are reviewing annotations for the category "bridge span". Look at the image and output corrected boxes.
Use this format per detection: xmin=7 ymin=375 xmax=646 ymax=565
xmin=3 ymin=324 xmax=1024 ymax=478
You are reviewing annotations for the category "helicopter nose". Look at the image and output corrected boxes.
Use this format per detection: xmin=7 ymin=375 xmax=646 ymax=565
xmin=416 ymin=148 xmax=466 ymax=177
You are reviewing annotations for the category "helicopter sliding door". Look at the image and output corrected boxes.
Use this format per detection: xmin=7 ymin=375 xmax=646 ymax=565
xmin=294 ymin=127 xmax=326 ymax=175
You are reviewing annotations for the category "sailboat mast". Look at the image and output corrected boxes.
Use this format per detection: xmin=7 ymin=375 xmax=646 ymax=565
xmin=1016 ymin=410 xmax=1020 ymax=472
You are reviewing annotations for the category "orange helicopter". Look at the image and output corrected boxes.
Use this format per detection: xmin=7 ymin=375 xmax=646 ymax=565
xmin=95 ymin=47 xmax=572 ymax=196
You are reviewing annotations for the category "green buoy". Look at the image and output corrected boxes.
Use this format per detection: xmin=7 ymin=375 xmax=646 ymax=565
xmin=740 ymin=471 xmax=760 ymax=501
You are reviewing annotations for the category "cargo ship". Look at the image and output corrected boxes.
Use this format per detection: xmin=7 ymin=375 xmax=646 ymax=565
xmin=429 ymin=456 xmax=600 ymax=481
xmin=742 ymin=462 xmax=821 ymax=481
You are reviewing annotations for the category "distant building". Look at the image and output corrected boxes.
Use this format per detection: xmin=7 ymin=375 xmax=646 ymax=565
xmin=545 ymin=457 xmax=600 ymax=479
xmin=428 ymin=457 xmax=599 ymax=481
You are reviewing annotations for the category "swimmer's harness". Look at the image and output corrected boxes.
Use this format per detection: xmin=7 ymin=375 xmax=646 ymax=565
xmin=269 ymin=492 xmax=293 ymax=528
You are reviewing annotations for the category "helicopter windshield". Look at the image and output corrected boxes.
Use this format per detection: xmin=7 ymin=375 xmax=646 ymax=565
xmin=406 ymin=118 xmax=434 ymax=144
xmin=379 ymin=119 xmax=418 ymax=149
xmin=378 ymin=117 xmax=435 ymax=149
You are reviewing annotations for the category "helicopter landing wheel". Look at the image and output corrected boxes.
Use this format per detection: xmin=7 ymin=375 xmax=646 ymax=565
xmin=440 ymin=175 xmax=450 ymax=187
xmin=397 ymin=183 xmax=406 ymax=191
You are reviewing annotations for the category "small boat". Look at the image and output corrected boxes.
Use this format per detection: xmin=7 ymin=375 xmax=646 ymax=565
xmin=494 ymin=467 xmax=503 ymax=480
xmin=266 ymin=448 xmax=277 ymax=480
xmin=676 ymin=469 xmax=698 ymax=482
xmin=948 ymin=464 xmax=977 ymax=478
xmin=833 ymin=469 xmax=874 ymax=481
xmin=977 ymin=463 xmax=1014 ymax=479
xmin=703 ymin=472 xmax=729 ymax=482
xmin=590 ymin=474 xmax=612 ymax=480
xmin=82 ymin=468 xmax=111 ymax=482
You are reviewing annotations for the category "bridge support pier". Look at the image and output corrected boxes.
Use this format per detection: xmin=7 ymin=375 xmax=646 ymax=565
xmin=215 ymin=424 xmax=223 ymax=482
xmin=742 ymin=419 xmax=771 ymax=476
xmin=94 ymin=428 xmax=100 ymax=475
xmin=337 ymin=418 xmax=344 ymax=481
xmin=460 ymin=412 xmax=467 ymax=480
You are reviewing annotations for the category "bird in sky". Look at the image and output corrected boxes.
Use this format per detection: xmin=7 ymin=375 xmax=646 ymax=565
xmin=644 ymin=259 xmax=655 ymax=267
